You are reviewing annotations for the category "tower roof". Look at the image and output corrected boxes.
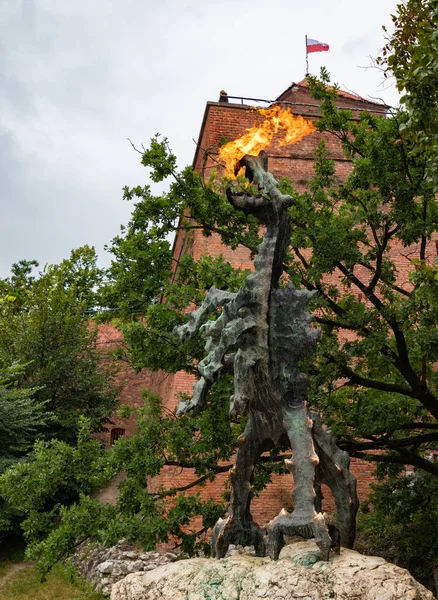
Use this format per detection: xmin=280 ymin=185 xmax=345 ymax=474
xmin=276 ymin=79 xmax=387 ymax=108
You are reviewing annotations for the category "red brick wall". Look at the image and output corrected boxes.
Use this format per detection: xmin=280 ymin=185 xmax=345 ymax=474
xmin=96 ymin=323 xmax=150 ymax=444
xmin=193 ymin=102 xmax=353 ymax=186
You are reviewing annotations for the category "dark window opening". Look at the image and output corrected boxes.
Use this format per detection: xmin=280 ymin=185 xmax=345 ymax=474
xmin=110 ymin=427 xmax=126 ymax=445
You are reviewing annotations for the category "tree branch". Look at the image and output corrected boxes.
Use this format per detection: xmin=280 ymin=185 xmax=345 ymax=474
xmin=357 ymin=260 xmax=409 ymax=296
xmin=343 ymin=432 xmax=438 ymax=452
xmin=334 ymin=260 xmax=438 ymax=417
xmin=172 ymin=527 xmax=208 ymax=549
xmin=163 ymin=458 xmax=232 ymax=473
xmin=366 ymin=222 xmax=390 ymax=296
xmin=341 ymin=364 xmax=415 ymax=398
xmin=154 ymin=473 xmax=217 ymax=497
xmin=315 ymin=317 xmax=361 ymax=331
xmin=350 ymin=450 xmax=438 ymax=477
xmin=396 ymin=422 xmax=438 ymax=431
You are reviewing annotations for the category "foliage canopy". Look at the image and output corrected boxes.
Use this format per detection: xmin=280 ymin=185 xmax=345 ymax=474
xmin=0 ymin=248 xmax=119 ymax=539
xmin=0 ymin=247 xmax=118 ymax=443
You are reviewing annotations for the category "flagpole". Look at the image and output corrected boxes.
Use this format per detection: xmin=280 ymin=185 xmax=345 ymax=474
xmin=305 ymin=34 xmax=309 ymax=76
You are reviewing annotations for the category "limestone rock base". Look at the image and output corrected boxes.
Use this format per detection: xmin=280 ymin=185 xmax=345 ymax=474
xmin=110 ymin=541 xmax=433 ymax=600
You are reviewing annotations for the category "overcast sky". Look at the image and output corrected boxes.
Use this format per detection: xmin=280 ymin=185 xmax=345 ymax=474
xmin=0 ymin=0 xmax=401 ymax=278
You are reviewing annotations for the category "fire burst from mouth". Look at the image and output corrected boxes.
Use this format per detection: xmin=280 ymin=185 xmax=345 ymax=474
xmin=218 ymin=105 xmax=315 ymax=178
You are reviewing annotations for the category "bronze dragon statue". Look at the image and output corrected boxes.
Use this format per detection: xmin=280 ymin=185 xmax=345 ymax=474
xmin=174 ymin=151 xmax=358 ymax=560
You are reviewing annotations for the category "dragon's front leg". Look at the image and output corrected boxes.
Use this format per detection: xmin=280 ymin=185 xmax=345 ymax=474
xmin=211 ymin=412 xmax=274 ymax=558
xmin=265 ymin=403 xmax=332 ymax=561
xmin=173 ymin=287 xmax=237 ymax=416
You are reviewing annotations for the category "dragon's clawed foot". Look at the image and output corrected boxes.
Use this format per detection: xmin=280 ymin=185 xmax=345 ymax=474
xmin=265 ymin=510 xmax=338 ymax=561
xmin=210 ymin=516 xmax=265 ymax=558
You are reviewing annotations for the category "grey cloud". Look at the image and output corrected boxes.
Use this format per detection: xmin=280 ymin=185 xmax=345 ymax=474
xmin=0 ymin=0 xmax=400 ymax=278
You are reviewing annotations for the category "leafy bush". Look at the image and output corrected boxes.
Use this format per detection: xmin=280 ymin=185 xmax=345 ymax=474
xmin=360 ymin=469 xmax=438 ymax=588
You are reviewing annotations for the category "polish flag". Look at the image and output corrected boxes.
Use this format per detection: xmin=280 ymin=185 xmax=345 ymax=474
xmin=306 ymin=38 xmax=330 ymax=53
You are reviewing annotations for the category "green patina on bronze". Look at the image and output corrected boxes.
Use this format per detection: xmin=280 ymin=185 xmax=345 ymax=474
xmin=174 ymin=152 xmax=358 ymax=560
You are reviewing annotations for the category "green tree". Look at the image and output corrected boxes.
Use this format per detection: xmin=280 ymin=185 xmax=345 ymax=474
xmin=0 ymin=396 xmax=236 ymax=578
xmin=47 ymin=245 xmax=105 ymax=312
xmin=0 ymin=248 xmax=118 ymax=542
xmin=289 ymin=71 xmax=438 ymax=476
xmin=0 ymin=248 xmax=118 ymax=442
xmin=0 ymin=259 xmax=39 ymax=312
xmin=0 ymin=365 xmax=47 ymax=468
xmin=360 ymin=467 xmax=438 ymax=588
xmin=377 ymin=0 xmax=438 ymax=188
xmin=0 ymin=365 xmax=48 ymax=535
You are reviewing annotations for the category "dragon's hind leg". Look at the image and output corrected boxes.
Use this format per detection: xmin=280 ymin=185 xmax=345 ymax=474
xmin=311 ymin=411 xmax=359 ymax=548
xmin=211 ymin=411 xmax=283 ymax=558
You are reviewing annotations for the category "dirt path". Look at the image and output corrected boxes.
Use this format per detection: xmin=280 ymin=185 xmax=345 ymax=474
xmin=0 ymin=562 xmax=34 ymax=591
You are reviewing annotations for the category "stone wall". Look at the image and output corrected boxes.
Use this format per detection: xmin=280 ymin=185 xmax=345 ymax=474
xmin=71 ymin=539 xmax=178 ymax=596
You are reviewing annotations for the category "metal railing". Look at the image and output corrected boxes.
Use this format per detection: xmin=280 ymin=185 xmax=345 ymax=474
xmin=219 ymin=95 xmax=389 ymax=114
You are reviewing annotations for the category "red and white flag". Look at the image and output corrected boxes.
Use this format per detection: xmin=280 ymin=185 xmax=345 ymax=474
xmin=306 ymin=38 xmax=330 ymax=54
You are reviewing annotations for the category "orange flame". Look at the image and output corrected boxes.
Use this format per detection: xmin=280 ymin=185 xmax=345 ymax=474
xmin=218 ymin=105 xmax=315 ymax=177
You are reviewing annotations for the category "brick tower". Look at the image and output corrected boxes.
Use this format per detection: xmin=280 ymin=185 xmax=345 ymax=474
xmin=98 ymin=81 xmax=387 ymax=517
xmin=107 ymin=80 xmax=385 ymax=522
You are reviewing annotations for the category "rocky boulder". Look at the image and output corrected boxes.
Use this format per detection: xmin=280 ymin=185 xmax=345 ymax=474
xmin=71 ymin=539 xmax=178 ymax=596
xmin=110 ymin=541 xmax=434 ymax=600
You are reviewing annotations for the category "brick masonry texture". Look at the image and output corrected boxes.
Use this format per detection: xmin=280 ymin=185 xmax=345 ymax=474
xmin=97 ymin=81 xmax=436 ymax=531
